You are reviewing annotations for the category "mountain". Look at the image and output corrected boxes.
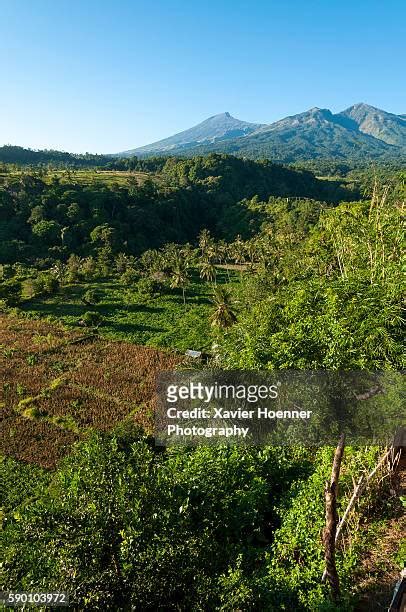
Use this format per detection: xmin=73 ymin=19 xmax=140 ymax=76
xmin=118 ymin=112 xmax=264 ymax=156
xmin=119 ymin=104 xmax=406 ymax=162
xmin=338 ymin=103 xmax=406 ymax=147
xmin=204 ymin=107 xmax=395 ymax=161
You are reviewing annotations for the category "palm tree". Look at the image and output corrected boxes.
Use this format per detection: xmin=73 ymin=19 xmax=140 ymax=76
xmin=215 ymin=240 xmax=226 ymax=265
xmin=181 ymin=243 xmax=197 ymax=269
xmin=170 ymin=266 xmax=189 ymax=306
xmin=214 ymin=240 xmax=231 ymax=282
xmin=199 ymin=259 xmax=217 ymax=284
xmin=210 ymin=287 xmax=237 ymax=329
xmin=245 ymin=240 xmax=258 ymax=266
xmin=230 ymin=235 xmax=246 ymax=265
xmin=198 ymin=229 xmax=213 ymax=258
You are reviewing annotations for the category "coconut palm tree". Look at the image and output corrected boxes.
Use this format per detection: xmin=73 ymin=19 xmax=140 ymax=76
xmin=245 ymin=240 xmax=259 ymax=266
xmin=230 ymin=235 xmax=246 ymax=265
xmin=199 ymin=259 xmax=217 ymax=284
xmin=214 ymin=240 xmax=231 ymax=282
xmin=210 ymin=287 xmax=237 ymax=329
xmin=198 ymin=229 xmax=214 ymax=258
xmin=215 ymin=240 xmax=226 ymax=265
xmin=170 ymin=266 xmax=189 ymax=307
xmin=181 ymin=243 xmax=197 ymax=268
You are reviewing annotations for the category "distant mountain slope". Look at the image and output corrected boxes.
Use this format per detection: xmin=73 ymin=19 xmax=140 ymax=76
xmin=338 ymin=103 xmax=406 ymax=146
xmin=119 ymin=112 xmax=264 ymax=156
xmin=2 ymin=104 xmax=404 ymax=167
xmin=121 ymin=104 xmax=405 ymax=162
xmin=204 ymin=107 xmax=395 ymax=161
xmin=0 ymin=145 xmax=111 ymax=167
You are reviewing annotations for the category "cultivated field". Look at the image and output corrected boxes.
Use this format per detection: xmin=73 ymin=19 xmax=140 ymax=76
xmin=0 ymin=169 xmax=154 ymax=188
xmin=0 ymin=315 xmax=182 ymax=467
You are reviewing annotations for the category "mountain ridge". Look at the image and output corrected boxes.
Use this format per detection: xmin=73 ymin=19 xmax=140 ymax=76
xmin=120 ymin=112 xmax=264 ymax=156
xmin=117 ymin=103 xmax=406 ymax=162
xmin=338 ymin=103 xmax=406 ymax=146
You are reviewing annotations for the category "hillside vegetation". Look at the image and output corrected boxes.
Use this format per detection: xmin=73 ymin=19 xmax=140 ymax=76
xmin=0 ymin=154 xmax=358 ymax=265
xmin=0 ymin=155 xmax=404 ymax=611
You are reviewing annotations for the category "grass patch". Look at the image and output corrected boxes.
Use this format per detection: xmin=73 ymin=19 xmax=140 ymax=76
xmin=0 ymin=169 xmax=155 ymax=188
xmin=21 ymin=269 xmax=240 ymax=351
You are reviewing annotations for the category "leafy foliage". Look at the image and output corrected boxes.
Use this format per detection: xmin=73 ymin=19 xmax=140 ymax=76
xmin=1 ymin=436 xmax=287 ymax=610
xmin=0 ymin=155 xmax=358 ymax=265
xmin=0 ymin=159 xmax=404 ymax=610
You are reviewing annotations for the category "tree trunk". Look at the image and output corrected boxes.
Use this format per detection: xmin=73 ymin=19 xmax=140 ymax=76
xmin=323 ymin=433 xmax=345 ymax=601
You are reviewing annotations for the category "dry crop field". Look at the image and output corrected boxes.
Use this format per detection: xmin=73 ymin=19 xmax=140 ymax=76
xmin=0 ymin=315 xmax=182 ymax=468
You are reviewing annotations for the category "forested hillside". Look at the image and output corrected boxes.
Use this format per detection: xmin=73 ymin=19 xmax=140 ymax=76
xmin=0 ymin=145 xmax=111 ymax=167
xmin=0 ymin=154 xmax=358 ymax=265
xmin=1 ymin=156 xmax=404 ymax=611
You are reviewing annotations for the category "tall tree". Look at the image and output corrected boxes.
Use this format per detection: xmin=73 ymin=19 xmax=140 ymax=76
xmin=199 ymin=259 xmax=217 ymax=284
xmin=210 ymin=287 xmax=237 ymax=329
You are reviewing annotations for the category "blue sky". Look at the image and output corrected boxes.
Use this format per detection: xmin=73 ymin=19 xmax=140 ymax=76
xmin=0 ymin=0 xmax=405 ymax=153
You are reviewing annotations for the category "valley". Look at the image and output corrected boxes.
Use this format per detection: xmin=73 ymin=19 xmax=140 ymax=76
xmin=1 ymin=154 xmax=404 ymax=610
xmin=1 ymin=2 xmax=405 ymax=609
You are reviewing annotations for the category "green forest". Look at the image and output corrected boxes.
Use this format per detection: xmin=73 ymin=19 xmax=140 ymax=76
xmin=0 ymin=153 xmax=405 ymax=611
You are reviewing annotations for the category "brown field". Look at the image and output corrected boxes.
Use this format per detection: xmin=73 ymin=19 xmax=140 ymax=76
xmin=0 ymin=315 xmax=182 ymax=468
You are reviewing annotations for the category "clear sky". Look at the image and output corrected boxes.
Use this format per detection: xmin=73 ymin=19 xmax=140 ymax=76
xmin=0 ymin=0 xmax=405 ymax=153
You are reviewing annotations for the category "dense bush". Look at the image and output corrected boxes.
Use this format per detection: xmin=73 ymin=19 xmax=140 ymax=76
xmin=82 ymin=310 xmax=103 ymax=327
xmin=217 ymin=182 xmax=404 ymax=371
xmin=27 ymin=272 xmax=59 ymax=297
xmin=2 ymin=436 xmax=391 ymax=610
xmin=136 ymin=276 xmax=163 ymax=298
xmin=120 ymin=267 xmax=140 ymax=285
xmin=82 ymin=288 xmax=103 ymax=305
xmin=0 ymin=278 xmax=22 ymax=306
xmin=0 ymin=436 xmax=308 ymax=610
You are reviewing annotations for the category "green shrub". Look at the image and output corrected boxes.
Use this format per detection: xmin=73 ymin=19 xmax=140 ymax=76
xmin=28 ymin=272 xmax=59 ymax=297
xmin=120 ymin=267 xmax=140 ymax=285
xmin=0 ymin=264 xmax=14 ymax=280
xmin=0 ymin=279 xmax=22 ymax=306
xmin=82 ymin=288 xmax=103 ymax=305
xmin=82 ymin=311 xmax=103 ymax=327
xmin=0 ymin=435 xmax=296 ymax=610
xmin=137 ymin=276 xmax=163 ymax=298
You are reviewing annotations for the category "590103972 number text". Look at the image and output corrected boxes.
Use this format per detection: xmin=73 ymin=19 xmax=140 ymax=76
xmin=0 ymin=592 xmax=69 ymax=607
